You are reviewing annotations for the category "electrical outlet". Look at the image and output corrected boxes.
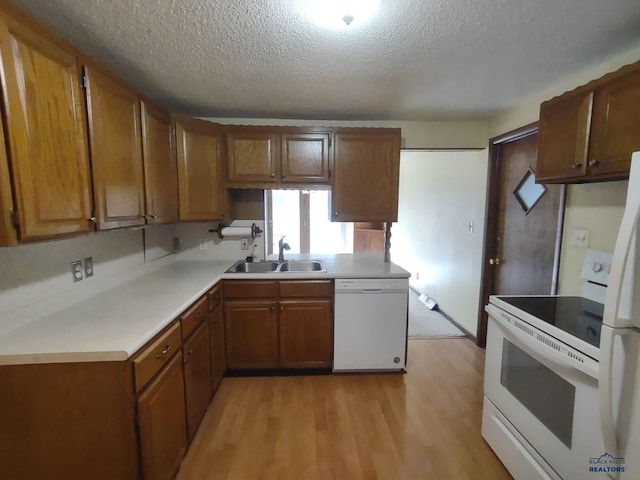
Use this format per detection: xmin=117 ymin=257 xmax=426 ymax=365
xmin=83 ymin=257 xmax=94 ymax=278
xmin=241 ymin=238 xmax=249 ymax=250
xmin=71 ymin=260 xmax=83 ymax=283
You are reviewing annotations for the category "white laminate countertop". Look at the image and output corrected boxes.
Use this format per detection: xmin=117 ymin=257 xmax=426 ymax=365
xmin=0 ymin=254 xmax=409 ymax=365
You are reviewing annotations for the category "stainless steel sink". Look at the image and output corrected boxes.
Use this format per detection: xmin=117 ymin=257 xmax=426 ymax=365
xmin=225 ymin=259 xmax=327 ymax=273
xmin=226 ymin=260 xmax=279 ymax=273
xmin=278 ymin=260 xmax=326 ymax=272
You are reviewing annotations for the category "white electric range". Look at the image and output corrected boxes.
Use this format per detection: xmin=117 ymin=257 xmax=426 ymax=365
xmin=482 ymin=250 xmax=612 ymax=480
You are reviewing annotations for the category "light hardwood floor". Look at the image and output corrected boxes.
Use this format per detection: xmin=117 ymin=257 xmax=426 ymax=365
xmin=177 ymin=338 xmax=512 ymax=480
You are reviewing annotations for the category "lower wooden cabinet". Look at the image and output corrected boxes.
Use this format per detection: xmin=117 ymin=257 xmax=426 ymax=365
xmin=210 ymin=304 xmax=226 ymax=391
xmin=183 ymin=320 xmax=213 ymax=441
xmin=224 ymin=300 xmax=279 ymax=369
xmin=137 ymin=352 xmax=188 ymax=480
xmin=223 ymin=280 xmax=333 ymax=370
xmin=279 ymin=299 xmax=333 ymax=368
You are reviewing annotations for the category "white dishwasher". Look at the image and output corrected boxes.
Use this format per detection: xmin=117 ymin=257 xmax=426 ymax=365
xmin=333 ymin=278 xmax=409 ymax=372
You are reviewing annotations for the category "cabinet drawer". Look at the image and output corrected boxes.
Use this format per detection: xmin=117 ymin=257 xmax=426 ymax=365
xmin=208 ymin=283 xmax=222 ymax=311
xmin=279 ymin=280 xmax=333 ymax=298
xmin=181 ymin=296 xmax=208 ymax=340
xmin=134 ymin=322 xmax=182 ymax=392
xmin=223 ymin=280 xmax=278 ymax=299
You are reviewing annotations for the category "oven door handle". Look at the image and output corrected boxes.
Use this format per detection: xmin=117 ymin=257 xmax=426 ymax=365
xmin=488 ymin=306 xmax=599 ymax=379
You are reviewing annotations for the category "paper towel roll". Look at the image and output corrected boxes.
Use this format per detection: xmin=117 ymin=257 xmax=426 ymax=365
xmin=219 ymin=226 xmax=253 ymax=237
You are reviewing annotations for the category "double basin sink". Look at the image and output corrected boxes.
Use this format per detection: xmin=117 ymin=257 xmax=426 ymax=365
xmin=226 ymin=259 xmax=327 ymax=274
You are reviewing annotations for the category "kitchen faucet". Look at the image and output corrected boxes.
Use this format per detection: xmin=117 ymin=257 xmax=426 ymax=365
xmin=278 ymin=236 xmax=291 ymax=262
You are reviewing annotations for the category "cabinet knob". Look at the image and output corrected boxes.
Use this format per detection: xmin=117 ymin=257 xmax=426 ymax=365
xmin=270 ymin=173 xmax=276 ymax=178
xmin=589 ymin=159 xmax=600 ymax=168
xmin=271 ymin=306 xmax=276 ymax=312
xmin=88 ymin=216 xmax=97 ymax=223
xmin=145 ymin=213 xmax=157 ymax=219
xmin=489 ymin=258 xmax=501 ymax=265
xmin=334 ymin=211 xmax=338 ymax=217
xmin=280 ymin=306 xmax=284 ymax=312
xmin=570 ymin=162 xmax=582 ymax=170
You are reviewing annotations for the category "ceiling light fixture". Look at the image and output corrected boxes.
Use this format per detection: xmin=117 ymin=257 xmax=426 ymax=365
xmin=307 ymin=0 xmax=381 ymax=28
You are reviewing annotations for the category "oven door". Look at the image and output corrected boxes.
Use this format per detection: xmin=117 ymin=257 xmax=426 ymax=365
xmin=484 ymin=304 xmax=604 ymax=480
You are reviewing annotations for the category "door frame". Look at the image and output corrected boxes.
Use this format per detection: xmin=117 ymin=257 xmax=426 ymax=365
xmin=476 ymin=122 xmax=566 ymax=347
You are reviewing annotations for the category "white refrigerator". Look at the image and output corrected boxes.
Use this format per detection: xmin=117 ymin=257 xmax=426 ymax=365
xmin=598 ymin=151 xmax=640 ymax=479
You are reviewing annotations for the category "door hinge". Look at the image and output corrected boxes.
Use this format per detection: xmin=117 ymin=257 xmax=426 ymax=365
xmin=80 ymin=74 xmax=87 ymax=89
xmin=9 ymin=208 xmax=19 ymax=229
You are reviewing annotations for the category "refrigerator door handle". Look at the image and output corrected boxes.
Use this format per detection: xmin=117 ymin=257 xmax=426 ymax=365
xmin=603 ymin=173 xmax=640 ymax=329
xmin=599 ymin=326 xmax=634 ymax=458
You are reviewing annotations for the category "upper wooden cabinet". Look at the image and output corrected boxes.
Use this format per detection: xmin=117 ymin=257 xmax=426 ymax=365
xmin=175 ymin=117 xmax=227 ymax=221
xmin=226 ymin=127 xmax=331 ymax=186
xmin=84 ymin=65 xmax=146 ymax=229
xmin=141 ymin=101 xmax=179 ymax=224
xmin=0 ymin=12 xmax=94 ymax=241
xmin=0 ymin=118 xmax=16 ymax=246
xmin=537 ymin=61 xmax=640 ymax=183
xmin=331 ymin=128 xmax=401 ymax=222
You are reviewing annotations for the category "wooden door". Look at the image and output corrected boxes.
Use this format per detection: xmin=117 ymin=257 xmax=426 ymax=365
xmin=331 ymin=130 xmax=401 ymax=222
xmin=281 ymin=133 xmax=330 ymax=183
xmin=175 ymin=117 xmax=226 ymax=221
xmin=137 ymin=352 xmax=188 ymax=480
xmin=0 ymin=16 xmax=93 ymax=240
xmin=536 ymin=91 xmax=593 ymax=182
xmin=84 ymin=66 xmax=145 ymax=229
xmin=183 ymin=321 xmax=213 ymax=441
xmin=209 ymin=305 xmax=226 ymax=391
xmin=224 ymin=300 xmax=279 ymax=369
xmin=226 ymin=129 xmax=278 ymax=183
xmin=141 ymin=101 xmax=179 ymax=224
xmin=589 ymin=69 xmax=640 ymax=177
xmin=478 ymin=126 xmax=565 ymax=346
xmin=279 ymin=299 xmax=333 ymax=368
xmin=0 ymin=117 xmax=16 ymax=246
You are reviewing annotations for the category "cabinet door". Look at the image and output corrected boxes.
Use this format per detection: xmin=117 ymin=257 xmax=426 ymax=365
xmin=137 ymin=352 xmax=188 ymax=480
xmin=224 ymin=300 xmax=279 ymax=369
xmin=175 ymin=117 xmax=226 ymax=221
xmin=589 ymin=69 xmax=640 ymax=178
xmin=141 ymin=101 xmax=179 ymax=224
xmin=0 ymin=16 xmax=93 ymax=240
xmin=226 ymin=130 xmax=278 ymax=183
xmin=279 ymin=299 xmax=333 ymax=368
xmin=0 ymin=117 xmax=16 ymax=246
xmin=210 ymin=305 xmax=226 ymax=391
xmin=84 ymin=66 xmax=145 ymax=229
xmin=331 ymin=130 xmax=401 ymax=222
xmin=183 ymin=321 xmax=213 ymax=441
xmin=281 ymin=133 xmax=330 ymax=183
xmin=536 ymin=91 xmax=593 ymax=182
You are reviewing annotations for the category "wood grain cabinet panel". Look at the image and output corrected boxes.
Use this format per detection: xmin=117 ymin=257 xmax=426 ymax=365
xmin=331 ymin=129 xmax=401 ymax=222
xmin=137 ymin=352 xmax=188 ymax=480
xmin=279 ymin=299 xmax=333 ymax=368
xmin=281 ymin=133 xmax=330 ymax=183
xmin=84 ymin=66 xmax=146 ymax=229
xmin=0 ymin=14 xmax=93 ymax=240
xmin=224 ymin=300 xmax=279 ymax=369
xmin=183 ymin=320 xmax=213 ymax=441
xmin=209 ymin=304 xmax=226 ymax=391
xmin=175 ymin=116 xmax=226 ymax=221
xmin=227 ymin=129 xmax=279 ymax=183
xmin=141 ymin=101 xmax=179 ymax=224
xmin=536 ymin=60 xmax=640 ymax=183
xmin=0 ymin=117 xmax=16 ymax=246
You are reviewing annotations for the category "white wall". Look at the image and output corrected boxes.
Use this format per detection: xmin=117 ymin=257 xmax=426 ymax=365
xmin=391 ymin=151 xmax=488 ymax=335
xmin=487 ymin=42 xmax=640 ymax=291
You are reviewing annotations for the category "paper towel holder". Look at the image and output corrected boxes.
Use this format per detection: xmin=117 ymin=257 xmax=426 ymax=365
xmin=209 ymin=222 xmax=263 ymax=239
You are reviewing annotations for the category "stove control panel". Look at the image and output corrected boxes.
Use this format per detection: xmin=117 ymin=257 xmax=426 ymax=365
xmin=581 ymin=249 xmax=613 ymax=286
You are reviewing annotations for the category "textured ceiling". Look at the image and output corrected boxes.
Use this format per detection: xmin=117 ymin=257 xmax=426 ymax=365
xmin=9 ymin=0 xmax=640 ymax=120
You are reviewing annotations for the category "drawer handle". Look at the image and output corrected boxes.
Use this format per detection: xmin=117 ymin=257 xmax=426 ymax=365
xmin=589 ymin=159 xmax=600 ymax=167
xmin=155 ymin=344 xmax=172 ymax=359
xmin=570 ymin=162 xmax=582 ymax=170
